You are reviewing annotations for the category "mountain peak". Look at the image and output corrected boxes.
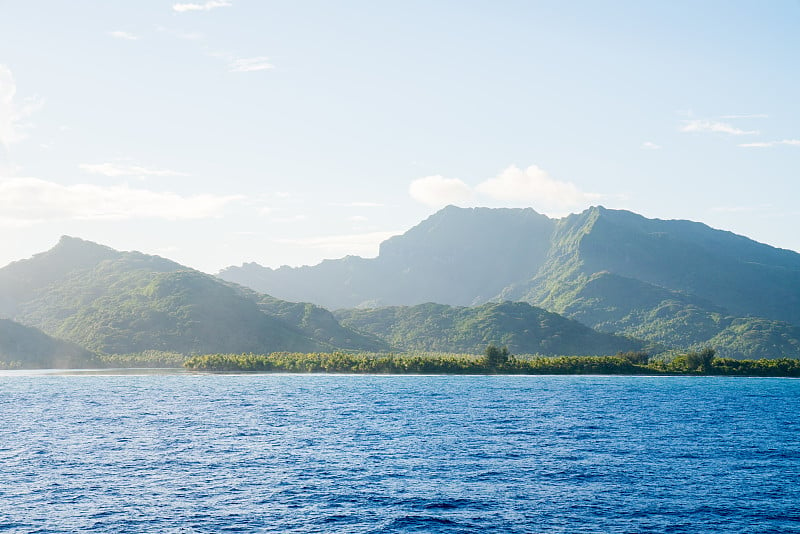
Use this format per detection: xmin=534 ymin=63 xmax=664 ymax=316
xmin=54 ymin=235 xmax=116 ymax=253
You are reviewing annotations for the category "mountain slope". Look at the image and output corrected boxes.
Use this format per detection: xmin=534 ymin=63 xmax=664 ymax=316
xmin=220 ymin=206 xmax=555 ymax=309
xmin=0 ymin=237 xmax=380 ymax=355
xmin=223 ymin=205 xmax=800 ymax=358
xmin=252 ymin=294 xmax=389 ymax=352
xmin=335 ymin=301 xmax=646 ymax=356
xmin=543 ymin=207 xmax=800 ymax=325
xmin=503 ymin=207 xmax=800 ymax=357
xmin=0 ymin=318 xmax=97 ymax=368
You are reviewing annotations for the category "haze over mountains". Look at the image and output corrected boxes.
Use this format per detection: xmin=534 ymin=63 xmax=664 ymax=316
xmin=0 ymin=237 xmax=387 ymax=365
xmin=0 ymin=228 xmax=644 ymax=367
xmin=1 ymin=205 xmax=799 ymax=367
xmin=221 ymin=206 xmax=800 ymax=359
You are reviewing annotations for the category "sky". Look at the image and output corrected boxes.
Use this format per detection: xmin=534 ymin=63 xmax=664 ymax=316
xmin=1 ymin=1 xmax=799 ymax=273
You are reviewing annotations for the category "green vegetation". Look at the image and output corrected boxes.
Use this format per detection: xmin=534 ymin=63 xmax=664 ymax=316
xmin=253 ymin=294 xmax=389 ymax=351
xmin=335 ymin=301 xmax=645 ymax=356
xmin=484 ymin=344 xmax=510 ymax=368
xmin=183 ymin=348 xmax=800 ymax=377
xmin=221 ymin=206 xmax=800 ymax=360
xmin=0 ymin=318 xmax=97 ymax=369
xmin=4 ymin=213 xmax=800 ymax=368
xmin=97 ymin=350 xmax=188 ymax=368
xmin=0 ymin=236 xmax=385 ymax=358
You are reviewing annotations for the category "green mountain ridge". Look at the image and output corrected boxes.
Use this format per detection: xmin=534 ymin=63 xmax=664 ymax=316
xmin=0 ymin=236 xmax=383 ymax=358
xmin=221 ymin=205 xmax=800 ymax=359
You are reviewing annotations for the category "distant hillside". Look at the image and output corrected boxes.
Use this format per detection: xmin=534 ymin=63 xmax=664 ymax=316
xmin=0 ymin=237 xmax=382 ymax=356
xmin=251 ymin=294 xmax=389 ymax=352
xmin=222 ymin=206 xmax=800 ymax=358
xmin=335 ymin=301 xmax=646 ymax=356
xmin=221 ymin=206 xmax=555 ymax=309
xmin=0 ymin=318 xmax=96 ymax=368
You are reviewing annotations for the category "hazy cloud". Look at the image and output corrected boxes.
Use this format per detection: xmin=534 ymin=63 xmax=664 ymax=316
xmin=641 ymin=141 xmax=661 ymax=150
xmin=0 ymin=65 xmax=44 ymax=147
xmin=476 ymin=165 xmax=600 ymax=211
xmin=409 ymin=175 xmax=473 ymax=207
xmin=173 ymin=1 xmax=232 ymax=12
xmin=108 ymin=31 xmax=139 ymax=40
xmin=0 ymin=177 xmax=242 ymax=224
xmin=79 ymin=162 xmax=188 ymax=178
xmin=739 ymin=139 xmax=800 ymax=148
xmin=680 ymin=120 xmax=758 ymax=136
xmin=229 ymin=57 xmax=273 ymax=72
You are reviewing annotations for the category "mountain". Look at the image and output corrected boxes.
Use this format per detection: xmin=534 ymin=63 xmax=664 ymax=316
xmin=0 ymin=318 xmax=97 ymax=368
xmin=249 ymin=293 xmax=388 ymax=352
xmin=221 ymin=206 xmax=800 ymax=358
xmin=335 ymin=301 xmax=646 ymax=356
xmin=504 ymin=206 xmax=800 ymax=325
xmin=221 ymin=206 xmax=555 ymax=309
xmin=0 ymin=236 xmax=384 ymax=356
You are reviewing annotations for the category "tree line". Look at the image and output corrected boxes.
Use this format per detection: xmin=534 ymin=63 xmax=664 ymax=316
xmin=183 ymin=346 xmax=800 ymax=377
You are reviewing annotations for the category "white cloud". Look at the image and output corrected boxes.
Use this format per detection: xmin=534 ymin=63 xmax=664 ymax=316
xmin=680 ymin=120 xmax=758 ymax=136
xmin=641 ymin=141 xmax=661 ymax=150
xmin=475 ymin=165 xmax=599 ymax=211
xmin=108 ymin=31 xmax=139 ymax=40
xmin=348 ymin=215 xmax=368 ymax=222
xmin=409 ymin=175 xmax=473 ymax=207
xmin=0 ymin=65 xmax=44 ymax=147
xmin=79 ymin=162 xmax=188 ymax=178
xmin=229 ymin=57 xmax=273 ymax=72
xmin=0 ymin=177 xmax=242 ymax=225
xmin=173 ymin=1 xmax=232 ymax=12
xmin=275 ymin=231 xmax=400 ymax=258
xmin=739 ymin=139 xmax=800 ymax=148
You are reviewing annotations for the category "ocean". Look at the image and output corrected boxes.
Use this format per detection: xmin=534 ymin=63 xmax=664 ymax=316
xmin=1 ymin=373 xmax=798 ymax=533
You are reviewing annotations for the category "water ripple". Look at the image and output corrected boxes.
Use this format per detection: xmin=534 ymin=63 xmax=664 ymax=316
xmin=0 ymin=375 xmax=798 ymax=532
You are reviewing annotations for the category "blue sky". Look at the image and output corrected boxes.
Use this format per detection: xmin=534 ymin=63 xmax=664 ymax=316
xmin=1 ymin=1 xmax=798 ymax=272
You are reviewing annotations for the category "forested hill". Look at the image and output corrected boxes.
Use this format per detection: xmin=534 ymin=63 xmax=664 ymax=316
xmin=220 ymin=206 xmax=800 ymax=359
xmin=335 ymin=301 xmax=646 ymax=356
xmin=0 ymin=318 xmax=96 ymax=368
xmin=0 ymin=236 xmax=386 ymax=356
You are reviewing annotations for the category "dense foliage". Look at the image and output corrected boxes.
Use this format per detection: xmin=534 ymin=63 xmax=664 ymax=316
xmin=98 ymin=350 xmax=188 ymax=368
xmin=183 ymin=349 xmax=800 ymax=377
xmin=0 ymin=236 xmax=384 ymax=357
xmin=253 ymin=294 xmax=389 ymax=351
xmin=335 ymin=301 xmax=645 ymax=356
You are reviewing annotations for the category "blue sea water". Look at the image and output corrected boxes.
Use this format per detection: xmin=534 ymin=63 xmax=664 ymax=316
xmin=0 ymin=374 xmax=798 ymax=533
